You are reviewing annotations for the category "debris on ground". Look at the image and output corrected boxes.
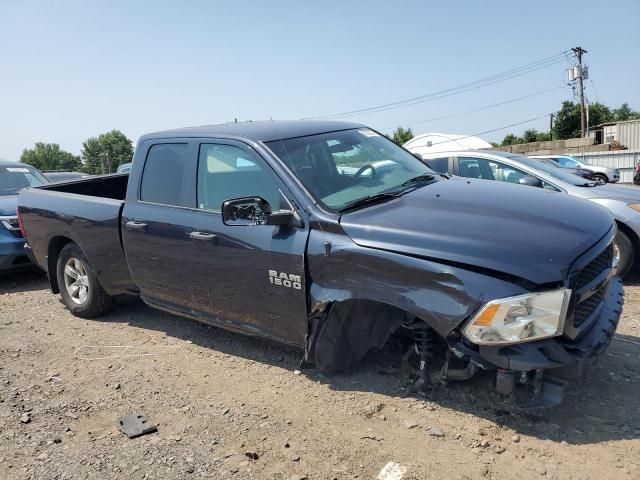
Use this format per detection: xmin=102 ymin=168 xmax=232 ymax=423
xmin=116 ymin=413 xmax=158 ymax=438
xmin=378 ymin=461 xmax=407 ymax=480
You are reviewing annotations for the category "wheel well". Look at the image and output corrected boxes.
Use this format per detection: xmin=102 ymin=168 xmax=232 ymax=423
xmin=615 ymin=220 xmax=639 ymax=264
xmin=310 ymin=298 xmax=421 ymax=373
xmin=48 ymin=236 xmax=74 ymax=293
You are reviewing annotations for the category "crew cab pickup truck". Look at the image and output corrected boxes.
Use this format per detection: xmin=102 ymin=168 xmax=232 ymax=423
xmin=18 ymin=121 xmax=623 ymax=409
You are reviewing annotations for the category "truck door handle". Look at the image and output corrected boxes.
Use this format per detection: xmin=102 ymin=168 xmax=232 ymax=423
xmin=125 ymin=221 xmax=148 ymax=232
xmin=189 ymin=231 xmax=217 ymax=242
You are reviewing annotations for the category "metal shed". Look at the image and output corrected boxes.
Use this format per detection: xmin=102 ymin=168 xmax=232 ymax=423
xmin=597 ymin=119 xmax=640 ymax=150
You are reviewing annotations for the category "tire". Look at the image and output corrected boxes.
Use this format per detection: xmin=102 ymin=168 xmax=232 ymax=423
xmin=613 ymin=230 xmax=635 ymax=279
xmin=56 ymin=243 xmax=113 ymax=318
xmin=593 ymin=173 xmax=608 ymax=184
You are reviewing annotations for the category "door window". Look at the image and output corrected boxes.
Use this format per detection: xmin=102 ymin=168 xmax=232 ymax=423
xmin=197 ymin=144 xmax=282 ymax=212
xmin=140 ymin=143 xmax=191 ymax=207
xmin=425 ymin=157 xmax=449 ymax=174
xmin=458 ymin=157 xmax=527 ymax=183
xmin=556 ymin=157 xmax=578 ymax=168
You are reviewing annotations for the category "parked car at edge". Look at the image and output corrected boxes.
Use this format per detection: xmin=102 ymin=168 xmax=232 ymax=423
xmin=44 ymin=171 xmax=93 ymax=183
xmin=0 ymin=161 xmax=49 ymax=272
xmin=18 ymin=121 xmax=623 ymax=409
xmin=531 ymin=154 xmax=620 ymax=184
xmin=533 ymin=159 xmax=595 ymax=182
xmin=634 ymin=162 xmax=640 ymax=185
xmin=116 ymin=162 xmax=132 ymax=174
xmin=417 ymin=150 xmax=640 ymax=277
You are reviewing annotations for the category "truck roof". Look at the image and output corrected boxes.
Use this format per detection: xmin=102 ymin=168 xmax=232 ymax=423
xmin=140 ymin=120 xmax=365 ymax=143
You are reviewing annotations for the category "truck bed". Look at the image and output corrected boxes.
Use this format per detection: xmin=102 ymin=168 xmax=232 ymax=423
xmin=38 ymin=173 xmax=129 ymax=199
xmin=17 ymin=174 xmax=137 ymax=295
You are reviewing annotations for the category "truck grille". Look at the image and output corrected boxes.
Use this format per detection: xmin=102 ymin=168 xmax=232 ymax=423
xmin=569 ymin=244 xmax=613 ymax=331
xmin=573 ymin=288 xmax=606 ymax=328
xmin=574 ymin=246 xmax=612 ymax=291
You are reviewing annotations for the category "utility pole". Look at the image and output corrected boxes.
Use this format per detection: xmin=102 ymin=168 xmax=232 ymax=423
xmin=572 ymin=47 xmax=588 ymax=137
xmin=549 ymin=113 xmax=554 ymax=140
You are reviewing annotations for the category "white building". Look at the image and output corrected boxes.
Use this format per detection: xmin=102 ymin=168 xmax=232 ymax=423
xmin=403 ymin=132 xmax=492 ymax=155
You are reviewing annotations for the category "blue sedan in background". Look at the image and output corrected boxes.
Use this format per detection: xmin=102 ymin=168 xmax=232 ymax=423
xmin=0 ymin=161 xmax=49 ymax=272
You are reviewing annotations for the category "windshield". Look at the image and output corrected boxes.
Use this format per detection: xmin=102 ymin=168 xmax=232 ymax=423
xmin=0 ymin=165 xmax=49 ymax=196
xmin=507 ymin=155 xmax=593 ymax=186
xmin=266 ymin=128 xmax=436 ymax=212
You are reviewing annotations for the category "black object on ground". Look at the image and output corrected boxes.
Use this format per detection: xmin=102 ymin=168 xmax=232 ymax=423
xmin=116 ymin=413 xmax=158 ymax=438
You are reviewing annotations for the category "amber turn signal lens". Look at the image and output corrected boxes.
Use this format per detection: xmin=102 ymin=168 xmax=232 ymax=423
xmin=473 ymin=303 xmax=501 ymax=326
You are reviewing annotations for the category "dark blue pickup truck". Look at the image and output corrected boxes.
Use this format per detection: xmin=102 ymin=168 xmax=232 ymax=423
xmin=17 ymin=120 xmax=623 ymax=409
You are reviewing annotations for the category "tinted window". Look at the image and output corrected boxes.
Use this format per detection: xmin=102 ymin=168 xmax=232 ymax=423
xmin=459 ymin=157 xmax=527 ymax=183
xmin=197 ymin=144 xmax=282 ymax=212
xmin=140 ymin=144 xmax=190 ymax=206
xmin=556 ymin=157 xmax=578 ymax=168
xmin=425 ymin=157 xmax=449 ymax=174
xmin=0 ymin=165 xmax=49 ymax=196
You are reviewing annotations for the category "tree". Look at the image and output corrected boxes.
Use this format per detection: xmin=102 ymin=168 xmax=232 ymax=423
xmin=20 ymin=143 xmax=81 ymax=171
xmin=391 ymin=126 xmax=414 ymax=146
xmin=552 ymin=101 xmax=615 ymax=139
xmin=613 ymin=103 xmax=640 ymax=121
xmin=81 ymin=130 xmax=134 ymax=174
xmin=522 ymin=129 xmax=539 ymax=143
xmin=500 ymin=133 xmax=524 ymax=146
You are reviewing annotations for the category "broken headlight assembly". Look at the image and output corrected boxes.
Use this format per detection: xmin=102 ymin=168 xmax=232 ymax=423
xmin=463 ymin=288 xmax=572 ymax=346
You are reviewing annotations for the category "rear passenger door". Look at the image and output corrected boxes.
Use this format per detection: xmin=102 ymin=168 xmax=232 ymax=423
xmin=122 ymin=141 xmax=199 ymax=308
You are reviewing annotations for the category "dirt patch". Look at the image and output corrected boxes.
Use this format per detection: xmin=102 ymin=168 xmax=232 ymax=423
xmin=1 ymin=271 xmax=639 ymax=479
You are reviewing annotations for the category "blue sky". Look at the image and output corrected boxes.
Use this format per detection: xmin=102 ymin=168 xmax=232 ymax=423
xmin=1 ymin=0 xmax=638 ymax=161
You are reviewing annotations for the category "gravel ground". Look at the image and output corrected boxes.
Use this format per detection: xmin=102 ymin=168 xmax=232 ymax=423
xmin=0 ymin=269 xmax=639 ymax=480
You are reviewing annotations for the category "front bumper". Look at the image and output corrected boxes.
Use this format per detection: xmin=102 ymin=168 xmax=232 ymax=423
xmin=472 ymin=276 xmax=623 ymax=377
xmin=0 ymin=233 xmax=31 ymax=272
xmin=449 ymin=276 xmax=623 ymax=410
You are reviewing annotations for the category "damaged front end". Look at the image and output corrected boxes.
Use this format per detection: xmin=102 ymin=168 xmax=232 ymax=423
xmin=304 ymin=229 xmax=623 ymax=412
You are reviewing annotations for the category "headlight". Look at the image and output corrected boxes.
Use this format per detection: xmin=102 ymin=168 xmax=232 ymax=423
xmin=629 ymin=204 xmax=640 ymax=213
xmin=0 ymin=216 xmax=20 ymax=232
xmin=463 ymin=288 xmax=571 ymax=346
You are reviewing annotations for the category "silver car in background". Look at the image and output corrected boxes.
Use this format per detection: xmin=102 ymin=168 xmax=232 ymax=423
xmin=531 ymin=154 xmax=620 ymax=184
xmin=416 ymin=150 xmax=640 ymax=277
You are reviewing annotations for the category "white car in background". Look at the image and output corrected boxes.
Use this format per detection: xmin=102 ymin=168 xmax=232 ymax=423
xmin=531 ymin=155 xmax=620 ymax=184
xmin=415 ymin=149 xmax=640 ymax=277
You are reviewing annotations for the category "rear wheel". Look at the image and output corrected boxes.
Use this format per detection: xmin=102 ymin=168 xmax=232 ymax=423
xmin=593 ymin=173 xmax=608 ymax=184
xmin=56 ymin=243 xmax=113 ymax=318
xmin=613 ymin=230 xmax=635 ymax=278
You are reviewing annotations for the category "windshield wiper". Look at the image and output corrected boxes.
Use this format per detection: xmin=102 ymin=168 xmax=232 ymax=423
xmin=402 ymin=173 xmax=436 ymax=186
xmin=338 ymin=191 xmax=405 ymax=213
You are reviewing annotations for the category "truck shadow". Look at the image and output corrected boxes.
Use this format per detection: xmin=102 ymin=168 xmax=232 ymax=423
xmin=100 ymin=297 xmax=640 ymax=447
xmin=0 ymin=268 xmax=47 ymax=294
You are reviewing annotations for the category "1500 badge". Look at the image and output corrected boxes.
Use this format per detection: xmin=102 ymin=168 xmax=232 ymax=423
xmin=269 ymin=270 xmax=302 ymax=290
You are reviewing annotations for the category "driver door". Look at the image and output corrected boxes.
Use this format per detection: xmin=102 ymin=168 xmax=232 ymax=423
xmin=183 ymin=140 xmax=309 ymax=346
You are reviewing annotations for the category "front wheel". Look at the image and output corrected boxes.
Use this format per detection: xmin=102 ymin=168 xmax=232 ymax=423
xmin=593 ymin=173 xmax=608 ymax=184
xmin=56 ymin=243 xmax=113 ymax=318
xmin=613 ymin=230 xmax=635 ymax=278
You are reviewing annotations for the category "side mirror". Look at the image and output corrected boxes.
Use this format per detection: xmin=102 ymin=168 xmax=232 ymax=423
xmin=222 ymin=196 xmax=295 ymax=227
xmin=413 ymin=153 xmax=424 ymax=161
xmin=517 ymin=175 xmax=543 ymax=188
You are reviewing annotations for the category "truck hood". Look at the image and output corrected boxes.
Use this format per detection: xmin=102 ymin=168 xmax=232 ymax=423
xmin=0 ymin=195 xmax=18 ymax=216
xmin=339 ymin=178 xmax=613 ymax=285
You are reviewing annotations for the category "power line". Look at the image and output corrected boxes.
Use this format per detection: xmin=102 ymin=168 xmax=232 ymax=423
xmin=303 ymin=51 xmax=571 ymax=119
xmin=424 ymin=113 xmax=553 ymax=148
xmin=380 ymin=86 xmax=566 ymax=131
